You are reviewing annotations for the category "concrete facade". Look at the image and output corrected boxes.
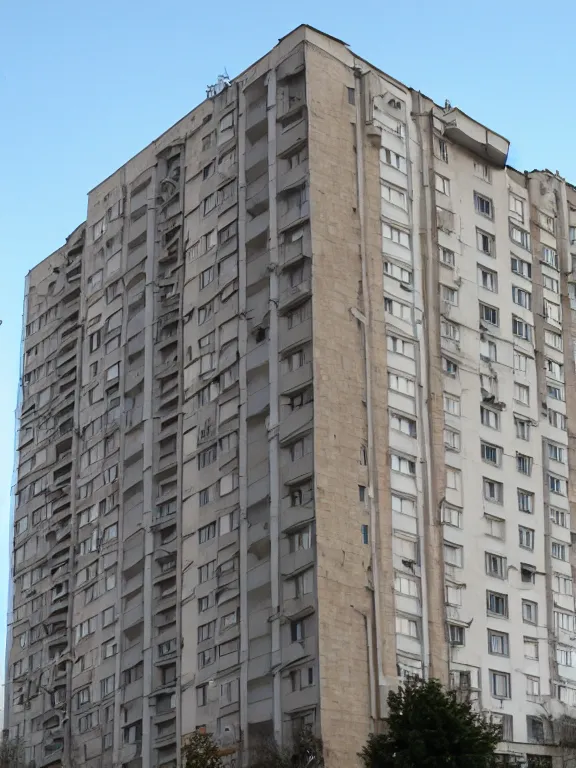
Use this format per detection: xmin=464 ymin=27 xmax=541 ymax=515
xmin=6 ymin=24 xmax=576 ymax=768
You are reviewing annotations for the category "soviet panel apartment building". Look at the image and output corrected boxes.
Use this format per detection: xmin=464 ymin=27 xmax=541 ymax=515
xmin=7 ymin=23 xmax=576 ymax=768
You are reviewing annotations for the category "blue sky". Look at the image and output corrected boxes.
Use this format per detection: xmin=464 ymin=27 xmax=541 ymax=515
xmin=1 ymin=0 xmax=576 ymax=680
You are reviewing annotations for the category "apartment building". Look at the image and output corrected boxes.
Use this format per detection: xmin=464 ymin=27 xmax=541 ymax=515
xmin=6 ymin=23 xmax=576 ymax=768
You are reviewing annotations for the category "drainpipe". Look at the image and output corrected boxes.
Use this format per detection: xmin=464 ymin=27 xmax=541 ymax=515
xmin=266 ymin=69 xmax=283 ymax=747
xmin=141 ymin=165 xmax=158 ymax=768
xmin=354 ymin=69 xmax=385 ymax=714
xmin=237 ymin=80 xmax=250 ymax=762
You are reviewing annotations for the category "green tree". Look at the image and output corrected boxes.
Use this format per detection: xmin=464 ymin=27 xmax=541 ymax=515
xmin=250 ymin=727 xmax=324 ymax=768
xmin=360 ymin=678 xmax=501 ymax=768
xmin=182 ymin=730 xmax=223 ymax=768
xmin=0 ymin=738 xmax=30 ymax=768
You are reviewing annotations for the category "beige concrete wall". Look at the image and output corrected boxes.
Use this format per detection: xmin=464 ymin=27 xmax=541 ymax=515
xmin=306 ymin=42 xmax=395 ymax=767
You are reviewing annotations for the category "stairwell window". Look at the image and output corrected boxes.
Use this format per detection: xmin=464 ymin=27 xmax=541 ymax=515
xmin=519 ymin=526 xmax=535 ymax=550
xmin=542 ymin=246 xmax=559 ymax=269
xmin=485 ymin=552 xmax=506 ymax=578
xmin=441 ymin=285 xmax=458 ymax=305
xmin=483 ymin=478 xmax=503 ymax=503
xmin=487 ymin=591 xmax=508 ymax=617
xmin=435 ymin=174 xmax=450 ymax=195
xmin=478 ymin=266 xmax=498 ymax=292
xmin=480 ymin=406 xmax=499 ymax=430
xmin=477 ymin=228 xmax=495 ymax=256
xmin=474 ymin=192 xmax=493 ymax=218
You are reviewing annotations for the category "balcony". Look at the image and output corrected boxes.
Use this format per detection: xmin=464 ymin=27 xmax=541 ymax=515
xmin=279 ymin=279 xmax=311 ymax=314
xmin=279 ymin=402 xmax=313 ymax=443
xmin=443 ymin=108 xmax=509 ymax=168
xmin=246 ymin=98 xmax=267 ymax=141
xmin=246 ymin=211 xmax=268 ymax=245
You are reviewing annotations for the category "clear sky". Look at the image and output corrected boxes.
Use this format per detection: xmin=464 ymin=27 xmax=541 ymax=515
xmin=1 ymin=0 xmax=576 ymax=688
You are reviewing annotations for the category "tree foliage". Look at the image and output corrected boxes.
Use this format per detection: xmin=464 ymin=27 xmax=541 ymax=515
xmin=182 ymin=730 xmax=223 ymax=768
xmin=0 ymin=739 xmax=31 ymax=768
xmin=359 ymin=678 xmax=501 ymax=768
xmin=249 ymin=727 xmax=324 ymax=768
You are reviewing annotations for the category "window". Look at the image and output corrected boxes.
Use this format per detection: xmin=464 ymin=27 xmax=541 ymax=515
xmin=444 ymin=542 xmax=463 ymax=567
xmin=443 ymin=393 xmax=460 ymax=416
xmin=548 ymin=442 xmax=566 ymax=464
xmin=381 ymin=184 xmax=407 ymax=209
xmin=384 ymin=261 xmax=413 ymax=285
xmin=490 ymin=670 xmax=511 ymax=699
xmin=513 ymin=417 xmax=530 ymax=441
xmin=395 ymin=574 xmax=419 ymax=596
xmin=546 ymin=384 xmax=566 ymax=402
xmin=555 ymin=611 xmax=575 ymax=632
xmin=544 ymin=274 xmax=559 ymax=293
xmin=488 ymin=629 xmax=509 ymax=656
xmin=294 ymin=569 xmax=313 ymax=597
xmin=381 ymin=148 xmax=406 ymax=172
xmin=512 ymin=316 xmax=532 ymax=341
xmin=198 ymin=301 xmax=213 ymax=325
xmin=446 ymin=467 xmax=461 ymax=491
xmin=518 ymin=489 xmax=534 ymax=514
xmin=481 ymin=442 xmax=501 ymax=466
xmin=487 ymin=591 xmax=508 ymax=617
xmin=390 ymin=413 xmax=417 ymax=437
xmin=549 ymin=409 xmax=567 ymax=430
xmin=477 ymin=229 xmax=495 ymax=255
xmin=387 ymin=335 xmax=415 ymax=358
xmin=389 ymin=373 xmax=415 ymax=397
xmin=514 ymin=351 xmax=529 ymax=374
xmin=510 ymin=223 xmax=531 ymax=250
xmin=203 ymin=193 xmax=216 ymax=215
xmin=479 ymin=303 xmax=499 ymax=326
xmin=545 ymin=330 xmax=563 ymax=350
xmin=446 ymin=584 xmax=463 ymax=606
xmin=101 ymin=674 xmax=115 ymax=697
xmin=554 ymin=573 xmax=573 ymax=595
xmin=441 ymin=320 xmax=459 ymax=341
xmin=516 ymin=453 xmax=532 ymax=475
xmin=396 ymin=616 xmax=419 ymax=638
xmin=102 ymin=606 xmax=115 ymax=627
xmin=545 ymin=299 xmax=561 ymax=324
xmin=198 ymin=522 xmax=216 ymax=544
xmin=198 ymin=444 xmax=217 ymax=469
xmin=442 ymin=357 xmax=459 ymax=377
xmin=435 ymin=174 xmax=450 ymax=195
xmin=198 ymin=561 xmax=215 ymax=583
xmin=439 ymin=246 xmax=455 ymax=267
xmin=511 ymin=255 xmax=531 ymax=279
xmin=524 ymin=637 xmax=539 ymax=660
xmin=287 ymin=302 xmax=311 ymax=329
xmin=483 ymin=478 xmax=503 ymax=503
xmin=441 ymin=285 xmax=458 ymax=305
xmin=197 ymin=621 xmax=215 ymax=643
xmin=391 ymin=494 xmax=416 ymax=517
xmin=552 ymin=541 xmax=568 ymax=561
xmin=485 ymin=515 xmax=505 ymax=539
xmin=478 ymin=266 xmax=497 ymax=292
xmin=546 ymin=358 xmax=564 ymax=382
xmin=542 ymin=246 xmax=559 ymax=269
xmin=391 ymin=454 xmax=416 ymax=476
xmin=200 ymin=266 xmax=215 ymax=289
xmin=474 ymin=161 xmax=492 ymax=182
xmin=480 ymin=406 xmax=499 ymax=430
xmin=289 ymin=526 xmax=312 ymax=553
xmin=474 ymin=192 xmax=493 ymax=218
xmin=549 ymin=474 xmax=566 ymax=495
xmin=384 ymin=297 xmax=411 ymax=321
xmin=519 ymin=526 xmax=535 ymax=551
xmin=102 ymin=523 xmax=118 ymax=542
xmin=444 ymin=428 xmax=460 ymax=452
xmin=486 ymin=552 xmax=507 ymax=579
xmin=551 ymin=508 xmax=570 ymax=528
xmin=449 ymin=625 xmax=465 ymax=645
xmin=509 ymin=194 xmax=524 ymax=220
xmin=512 ymin=286 xmax=531 ymax=309
xmin=521 ymin=600 xmax=538 ymax=625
